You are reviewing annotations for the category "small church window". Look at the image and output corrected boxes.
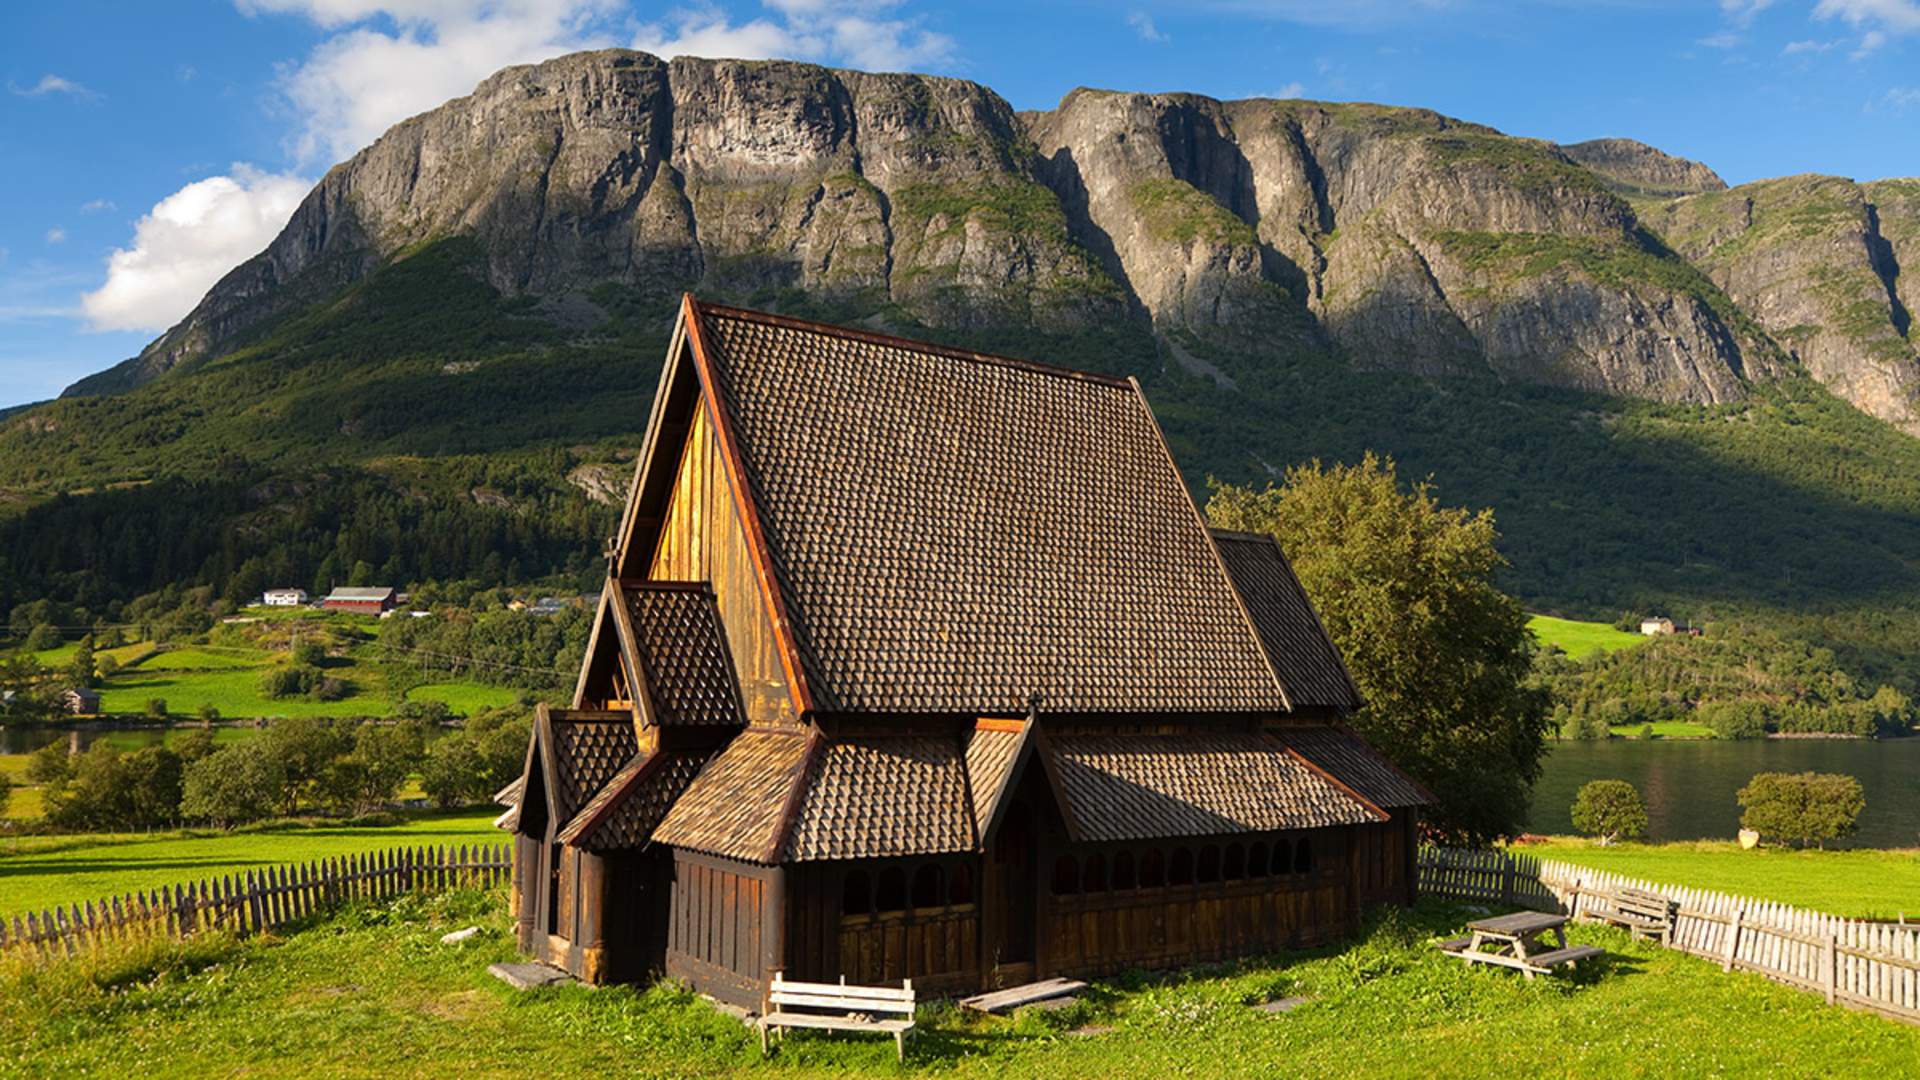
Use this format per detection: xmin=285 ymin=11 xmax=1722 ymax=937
xmin=1083 ymin=853 xmax=1107 ymax=893
xmin=1197 ymin=844 xmax=1221 ymax=883
xmin=1223 ymin=843 xmax=1246 ymax=880
xmin=843 ymin=869 xmax=871 ymax=916
xmin=949 ymin=863 xmax=974 ymax=905
xmin=1140 ymin=849 xmax=1165 ymax=888
xmin=1111 ymin=851 xmax=1136 ymax=889
xmin=1169 ymin=847 xmax=1194 ymax=886
xmin=1051 ymin=855 xmax=1080 ymax=895
xmin=1272 ymin=838 xmax=1292 ymax=875
xmin=911 ymin=864 xmax=944 ymax=909
xmin=876 ymin=866 xmax=908 ymax=913
xmin=1247 ymin=841 xmax=1268 ymax=878
xmin=1294 ymin=837 xmax=1314 ymax=874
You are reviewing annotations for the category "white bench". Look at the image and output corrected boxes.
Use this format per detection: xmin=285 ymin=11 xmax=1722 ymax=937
xmin=758 ymin=972 xmax=916 ymax=1061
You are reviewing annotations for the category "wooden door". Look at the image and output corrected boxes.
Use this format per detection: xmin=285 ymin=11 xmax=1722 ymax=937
xmin=993 ymin=801 xmax=1037 ymax=971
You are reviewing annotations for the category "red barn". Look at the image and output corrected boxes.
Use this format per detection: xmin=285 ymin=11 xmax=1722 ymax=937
xmin=321 ymin=587 xmax=396 ymax=614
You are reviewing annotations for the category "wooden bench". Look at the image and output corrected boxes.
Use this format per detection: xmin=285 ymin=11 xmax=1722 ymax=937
xmin=1585 ymin=886 xmax=1676 ymax=944
xmin=758 ymin=972 xmax=916 ymax=1061
xmin=1526 ymin=945 xmax=1607 ymax=970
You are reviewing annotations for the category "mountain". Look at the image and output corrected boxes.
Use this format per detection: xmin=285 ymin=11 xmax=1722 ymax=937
xmin=6 ymin=50 xmax=1920 ymax=684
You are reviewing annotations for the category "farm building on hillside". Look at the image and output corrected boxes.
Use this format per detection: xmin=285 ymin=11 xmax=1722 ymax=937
xmin=61 ymin=687 xmax=101 ymax=715
xmin=263 ymin=588 xmax=309 ymax=607
xmin=321 ymin=587 xmax=396 ymax=615
xmin=498 ymin=297 xmax=1431 ymax=1004
xmin=1640 ymin=617 xmax=1676 ymax=636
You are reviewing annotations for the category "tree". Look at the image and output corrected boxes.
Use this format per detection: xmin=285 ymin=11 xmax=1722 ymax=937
xmin=173 ymin=727 xmax=217 ymax=764
xmin=259 ymin=717 xmax=352 ymax=812
xmin=182 ymin=743 xmax=285 ymax=828
xmin=145 ymin=697 xmax=169 ymax=719
xmin=1738 ymin=771 xmax=1866 ymax=848
xmin=290 ymin=639 xmax=327 ymax=668
xmin=41 ymin=743 xmax=182 ymax=831
xmin=0 ymin=770 xmax=13 ymax=818
xmin=24 ymin=624 xmax=61 ymax=651
xmin=197 ymin=702 xmax=221 ymax=726
xmin=24 ymin=743 xmax=72 ymax=786
xmin=1570 ymin=780 xmax=1648 ymax=844
xmin=67 ymin=634 xmax=96 ymax=690
xmin=1208 ymin=454 xmax=1551 ymax=844
xmin=323 ymin=720 xmax=425 ymax=814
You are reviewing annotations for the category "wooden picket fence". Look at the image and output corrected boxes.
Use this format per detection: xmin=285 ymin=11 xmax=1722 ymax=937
xmin=1419 ymin=845 xmax=1920 ymax=1025
xmin=0 ymin=842 xmax=510 ymax=957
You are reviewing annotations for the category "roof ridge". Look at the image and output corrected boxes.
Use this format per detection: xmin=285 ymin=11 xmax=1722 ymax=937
xmin=688 ymin=295 xmax=1136 ymax=390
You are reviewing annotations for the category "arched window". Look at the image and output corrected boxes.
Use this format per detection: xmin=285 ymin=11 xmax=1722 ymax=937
xmin=1272 ymin=838 xmax=1292 ymax=875
xmin=1247 ymin=841 xmax=1268 ymax=878
xmin=1083 ymin=853 xmax=1107 ymax=893
xmin=1197 ymin=844 xmax=1221 ymax=883
xmin=911 ymin=864 xmax=944 ymax=909
xmin=1051 ymin=854 xmax=1080 ymax=895
xmin=876 ymin=866 xmax=907 ymax=913
xmin=949 ymin=863 xmax=974 ymax=905
xmin=1140 ymin=849 xmax=1166 ymax=888
xmin=1111 ymin=851 xmax=1137 ymax=890
xmin=1224 ymin=843 xmax=1246 ymax=880
xmin=1294 ymin=837 xmax=1314 ymax=874
xmin=843 ymin=869 xmax=871 ymax=916
xmin=1169 ymin=847 xmax=1194 ymax=886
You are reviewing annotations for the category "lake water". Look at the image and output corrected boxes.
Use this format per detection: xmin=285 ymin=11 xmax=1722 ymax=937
xmin=0 ymin=723 xmax=242 ymax=756
xmin=1531 ymin=737 xmax=1920 ymax=849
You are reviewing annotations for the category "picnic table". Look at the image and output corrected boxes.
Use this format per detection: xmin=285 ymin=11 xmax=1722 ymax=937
xmin=1436 ymin=911 xmax=1605 ymax=979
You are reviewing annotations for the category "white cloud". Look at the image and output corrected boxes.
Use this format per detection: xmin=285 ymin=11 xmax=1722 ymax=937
xmin=1815 ymin=0 xmax=1920 ymax=33
xmin=10 ymin=74 xmax=96 ymax=98
xmin=80 ymin=199 xmax=116 ymax=213
xmin=1881 ymin=86 xmax=1920 ymax=109
xmin=1699 ymin=30 xmax=1743 ymax=48
xmin=45 ymin=228 xmax=66 ymax=245
xmin=630 ymin=11 xmax=796 ymax=61
xmin=81 ymin=166 xmax=312 ymax=333
xmin=1783 ymin=37 xmax=1840 ymax=53
xmin=633 ymin=1 xmax=953 ymax=72
xmin=1720 ymin=0 xmax=1776 ymax=26
xmin=1268 ymin=81 xmax=1305 ymax=99
xmin=1128 ymin=12 xmax=1168 ymax=42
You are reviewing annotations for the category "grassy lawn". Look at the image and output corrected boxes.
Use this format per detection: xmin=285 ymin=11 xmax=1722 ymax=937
xmin=1605 ymin=720 xmax=1717 ymax=739
xmin=3 ymin=894 xmax=1914 ymax=1078
xmin=30 ymin=639 xmax=158 ymax=669
xmin=406 ymin=682 xmax=525 ymax=713
xmin=1519 ymin=837 xmax=1920 ymax=918
xmin=96 ymin=666 xmax=389 ymax=719
xmin=1528 ymin=614 xmax=1645 ymax=659
xmin=0 ymin=810 xmax=502 ymax=916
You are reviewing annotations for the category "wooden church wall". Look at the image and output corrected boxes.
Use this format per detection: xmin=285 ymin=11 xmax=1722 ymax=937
xmin=647 ymin=400 xmax=796 ymax=727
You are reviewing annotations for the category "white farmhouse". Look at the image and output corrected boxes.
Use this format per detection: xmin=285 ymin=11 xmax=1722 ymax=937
xmin=263 ymin=588 xmax=310 ymax=607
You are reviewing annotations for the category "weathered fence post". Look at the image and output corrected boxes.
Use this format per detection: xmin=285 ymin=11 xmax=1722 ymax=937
xmin=1724 ymin=907 xmax=1743 ymax=972
xmin=1823 ymin=932 xmax=1837 ymax=1005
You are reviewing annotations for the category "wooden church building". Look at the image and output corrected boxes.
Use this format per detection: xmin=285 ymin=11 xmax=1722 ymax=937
xmin=500 ymin=296 xmax=1432 ymax=1004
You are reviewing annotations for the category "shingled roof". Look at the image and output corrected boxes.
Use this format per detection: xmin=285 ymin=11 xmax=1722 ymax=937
xmin=685 ymin=300 xmax=1291 ymax=716
xmin=556 ymin=746 xmax=716 ymax=850
xmin=544 ymin=710 xmax=640 ymax=826
xmin=620 ymin=582 xmax=745 ymax=727
xmin=784 ymin=737 xmax=975 ymax=861
xmin=1273 ymin=725 xmax=1433 ymax=808
xmin=653 ymin=727 xmax=814 ymax=862
xmin=1212 ymin=530 xmax=1361 ymax=711
xmin=1047 ymin=732 xmax=1383 ymax=842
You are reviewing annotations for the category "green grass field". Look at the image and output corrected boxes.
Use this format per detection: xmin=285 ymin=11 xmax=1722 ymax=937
xmin=1605 ymin=720 xmax=1717 ymax=739
xmin=1518 ymin=838 xmax=1920 ymax=918
xmin=4 ymin=893 xmax=1913 ymax=1078
xmin=29 ymin=639 xmax=158 ymax=670
xmin=1527 ymin=614 xmax=1646 ymax=659
xmin=0 ymin=810 xmax=501 ymax=916
xmin=405 ymin=682 xmax=525 ymax=713
xmin=95 ymin=666 xmax=387 ymax=719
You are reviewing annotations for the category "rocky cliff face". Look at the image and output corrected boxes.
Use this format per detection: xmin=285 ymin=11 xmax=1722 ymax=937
xmin=63 ymin=50 xmax=1918 ymax=434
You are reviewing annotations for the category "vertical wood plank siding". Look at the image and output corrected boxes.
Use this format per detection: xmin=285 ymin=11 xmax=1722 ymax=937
xmin=1418 ymin=847 xmax=1920 ymax=1026
xmin=647 ymin=401 xmax=796 ymax=727
xmin=664 ymin=849 xmax=776 ymax=1008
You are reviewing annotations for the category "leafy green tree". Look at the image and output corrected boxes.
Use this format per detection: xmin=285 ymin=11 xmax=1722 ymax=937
xmin=24 ymin=743 xmax=71 ymax=786
xmin=1208 ymin=454 xmax=1551 ymax=844
xmin=24 ymin=624 xmax=61 ymax=651
xmin=196 ymin=702 xmax=221 ymax=725
xmin=1738 ymin=771 xmax=1866 ymax=848
xmin=182 ymin=743 xmax=286 ymax=828
xmin=0 ymin=770 xmax=13 ymax=818
xmin=1636 ymin=723 xmax=1655 ymax=741
xmin=66 ymin=634 xmax=96 ymax=690
xmin=173 ymin=727 xmax=217 ymax=764
xmin=42 ymin=744 xmax=183 ymax=831
xmin=419 ymin=735 xmax=488 ymax=808
xmin=290 ymin=639 xmax=328 ymax=668
xmin=1570 ymin=779 xmax=1649 ymax=844
xmin=259 ymin=717 xmax=352 ymax=813
xmin=145 ymin=697 xmax=169 ymax=719
xmin=322 ymin=720 xmax=426 ymax=814
xmin=1698 ymin=699 xmax=1772 ymax=739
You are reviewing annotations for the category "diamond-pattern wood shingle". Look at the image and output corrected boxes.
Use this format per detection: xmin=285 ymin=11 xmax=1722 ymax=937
xmin=1212 ymin=530 xmax=1361 ymax=711
xmin=557 ymin=747 xmax=717 ymax=850
xmin=549 ymin=714 xmax=639 ymax=825
xmin=653 ymin=728 xmax=812 ymax=862
xmin=784 ymin=736 xmax=975 ymax=862
xmin=1048 ymin=732 xmax=1381 ymax=842
xmin=1273 ymin=725 xmax=1432 ymax=808
xmin=964 ymin=725 xmax=1026 ymax=840
xmin=622 ymin=583 xmax=744 ymax=727
xmin=693 ymin=305 xmax=1290 ymax=715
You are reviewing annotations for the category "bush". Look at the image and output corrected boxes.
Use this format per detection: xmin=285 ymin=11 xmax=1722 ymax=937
xmin=42 ymin=743 xmax=183 ymax=831
xmin=312 ymin=676 xmax=351 ymax=702
xmin=1570 ymin=779 xmax=1648 ymax=843
xmin=1698 ymin=699 xmax=1772 ymax=739
xmin=24 ymin=624 xmax=61 ymax=651
xmin=24 ymin=742 xmax=71 ymax=786
xmin=290 ymin=639 xmax=328 ymax=668
xmin=258 ymin=664 xmax=319 ymax=700
xmin=196 ymin=702 xmax=221 ymax=724
xmin=1636 ymin=723 xmax=1655 ymax=740
xmin=0 ymin=770 xmax=12 ymax=818
xmin=1738 ymin=771 xmax=1865 ymax=848
xmin=145 ymin=697 xmax=169 ymax=719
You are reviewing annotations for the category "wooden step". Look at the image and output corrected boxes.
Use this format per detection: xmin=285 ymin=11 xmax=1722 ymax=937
xmin=960 ymin=977 xmax=1088 ymax=1014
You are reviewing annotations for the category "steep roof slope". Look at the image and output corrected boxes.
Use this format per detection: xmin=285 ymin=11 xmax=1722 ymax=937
xmin=686 ymin=300 xmax=1291 ymax=715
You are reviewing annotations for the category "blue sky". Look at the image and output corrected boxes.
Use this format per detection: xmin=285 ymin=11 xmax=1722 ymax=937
xmin=4 ymin=0 xmax=1918 ymax=409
